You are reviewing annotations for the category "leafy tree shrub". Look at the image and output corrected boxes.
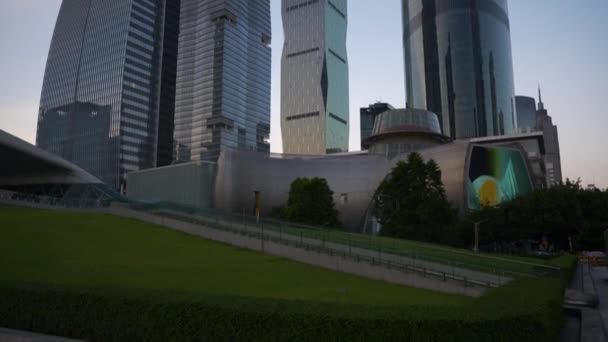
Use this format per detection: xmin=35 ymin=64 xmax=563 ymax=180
xmin=374 ymin=152 xmax=458 ymax=242
xmin=0 ymin=257 xmax=577 ymax=342
xmin=286 ymin=177 xmax=341 ymax=228
xmin=470 ymin=179 xmax=608 ymax=251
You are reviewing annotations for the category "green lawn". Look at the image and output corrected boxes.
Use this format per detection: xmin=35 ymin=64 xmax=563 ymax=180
xmin=0 ymin=206 xmax=467 ymax=306
xmin=0 ymin=205 xmax=576 ymax=341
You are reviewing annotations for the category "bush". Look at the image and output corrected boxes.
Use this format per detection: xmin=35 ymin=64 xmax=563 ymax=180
xmin=286 ymin=177 xmax=341 ymax=228
xmin=0 ymin=256 xmax=577 ymax=342
xmin=374 ymin=153 xmax=458 ymax=243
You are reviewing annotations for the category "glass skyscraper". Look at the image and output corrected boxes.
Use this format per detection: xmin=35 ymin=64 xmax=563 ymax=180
xmin=281 ymin=0 xmax=349 ymax=155
xmin=37 ymin=0 xmax=180 ymax=191
xmin=515 ymin=95 xmax=537 ymax=133
xmin=402 ymin=0 xmax=516 ymax=140
xmin=173 ymin=0 xmax=272 ymax=162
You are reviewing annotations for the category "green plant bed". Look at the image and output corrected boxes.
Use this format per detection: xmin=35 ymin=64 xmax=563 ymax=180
xmin=0 ymin=206 xmax=576 ymax=341
xmin=0 ymin=277 xmax=568 ymax=342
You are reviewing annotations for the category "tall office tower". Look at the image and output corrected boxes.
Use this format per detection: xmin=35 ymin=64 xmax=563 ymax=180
xmin=37 ymin=0 xmax=180 ymax=191
xmin=515 ymin=96 xmax=537 ymax=133
xmin=402 ymin=0 xmax=516 ymax=139
xmin=281 ymin=0 xmax=350 ymax=155
xmin=360 ymin=103 xmax=394 ymax=150
xmin=173 ymin=0 xmax=272 ymax=162
xmin=536 ymin=89 xmax=562 ymax=186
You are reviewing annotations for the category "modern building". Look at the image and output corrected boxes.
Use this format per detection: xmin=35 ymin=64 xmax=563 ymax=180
xmin=173 ymin=0 xmax=272 ymax=162
xmin=536 ymin=90 xmax=562 ymax=186
xmin=515 ymin=96 xmax=537 ymax=133
xmin=36 ymin=0 xmax=180 ymax=191
xmin=0 ymin=129 xmax=121 ymax=205
xmin=360 ymin=103 xmax=394 ymax=150
xmin=362 ymin=108 xmax=450 ymax=158
xmin=128 ymin=134 xmax=539 ymax=232
xmin=402 ymin=0 xmax=517 ymax=140
xmin=281 ymin=0 xmax=350 ymax=155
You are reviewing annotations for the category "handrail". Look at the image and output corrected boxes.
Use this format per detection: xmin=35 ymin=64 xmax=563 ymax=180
xmin=128 ymin=201 xmax=564 ymax=280
xmin=0 ymin=189 xmax=110 ymax=209
xmin=147 ymin=208 xmax=505 ymax=288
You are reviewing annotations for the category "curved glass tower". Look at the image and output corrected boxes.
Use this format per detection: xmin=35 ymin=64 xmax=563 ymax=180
xmin=281 ymin=0 xmax=349 ymax=155
xmin=173 ymin=0 xmax=272 ymax=162
xmin=402 ymin=0 xmax=516 ymax=139
xmin=37 ymin=0 xmax=180 ymax=191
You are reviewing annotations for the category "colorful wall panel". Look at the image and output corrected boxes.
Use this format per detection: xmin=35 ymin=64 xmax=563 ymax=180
xmin=467 ymin=145 xmax=533 ymax=210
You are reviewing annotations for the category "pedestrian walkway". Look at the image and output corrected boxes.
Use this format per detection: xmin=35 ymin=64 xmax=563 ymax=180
xmin=0 ymin=328 xmax=82 ymax=342
xmin=591 ymin=264 xmax=608 ymax=341
xmin=563 ymin=253 xmax=608 ymax=342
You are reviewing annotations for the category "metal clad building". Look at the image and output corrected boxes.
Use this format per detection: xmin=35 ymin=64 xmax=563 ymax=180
xmin=128 ymin=133 xmax=543 ymax=232
xmin=402 ymin=0 xmax=516 ymax=140
xmin=281 ymin=0 xmax=350 ymax=155
xmin=37 ymin=0 xmax=179 ymax=191
xmin=173 ymin=0 xmax=272 ymax=162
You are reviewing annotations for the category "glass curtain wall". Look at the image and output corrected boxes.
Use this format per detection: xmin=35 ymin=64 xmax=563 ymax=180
xmin=281 ymin=0 xmax=349 ymax=155
xmin=37 ymin=0 xmax=177 ymax=190
xmin=173 ymin=0 xmax=271 ymax=162
xmin=402 ymin=0 xmax=516 ymax=140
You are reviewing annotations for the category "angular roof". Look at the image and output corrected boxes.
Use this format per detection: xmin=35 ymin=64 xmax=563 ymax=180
xmin=0 ymin=129 xmax=102 ymax=186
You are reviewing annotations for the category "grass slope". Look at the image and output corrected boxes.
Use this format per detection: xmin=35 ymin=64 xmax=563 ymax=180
xmin=0 ymin=206 xmax=466 ymax=306
xmin=144 ymin=202 xmax=565 ymax=277
xmin=0 ymin=206 xmax=576 ymax=341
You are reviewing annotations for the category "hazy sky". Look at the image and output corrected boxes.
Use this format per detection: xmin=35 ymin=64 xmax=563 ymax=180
xmin=0 ymin=1 xmax=606 ymax=188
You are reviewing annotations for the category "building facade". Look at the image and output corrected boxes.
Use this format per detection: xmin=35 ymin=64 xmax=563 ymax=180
xmin=173 ymin=0 xmax=272 ymax=162
xmin=37 ymin=0 xmax=180 ymax=191
xmin=402 ymin=0 xmax=517 ymax=140
xmin=360 ymin=103 xmax=394 ymax=150
xmin=515 ymin=96 xmax=537 ymax=133
xmin=128 ymin=136 xmax=538 ymax=232
xmin=536 ymin=91 xmax=562 ymax=186
xmin=281 ymin=0 xmax=350 ymax=155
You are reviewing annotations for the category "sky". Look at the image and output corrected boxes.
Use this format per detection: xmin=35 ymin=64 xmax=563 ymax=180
xmin=0 ymin=1 xmax=606 ymax=188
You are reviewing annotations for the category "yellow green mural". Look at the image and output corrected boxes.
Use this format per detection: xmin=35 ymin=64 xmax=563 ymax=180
xmin=467 ymin=146 xmax=533 ymax=210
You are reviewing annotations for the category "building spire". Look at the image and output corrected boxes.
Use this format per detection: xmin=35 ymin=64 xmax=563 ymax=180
xmin=538 ymin=84 xmax=545 ymax=111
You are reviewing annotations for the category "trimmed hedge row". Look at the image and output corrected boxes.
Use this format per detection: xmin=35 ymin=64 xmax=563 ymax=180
xmin=0 ymin=262 xmax=576 ymax=342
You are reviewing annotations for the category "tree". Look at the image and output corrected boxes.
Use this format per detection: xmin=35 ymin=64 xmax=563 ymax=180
xmin=373 ymin=152 xmax=457 ymax=242
xmin=471 ymin=179 xmax=608 ymax=251
xmin=285 ymin=177 xmax=341 ymax=227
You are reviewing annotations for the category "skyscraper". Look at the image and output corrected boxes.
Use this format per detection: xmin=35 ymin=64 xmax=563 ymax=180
xmin=173 ymin=0 xmax=272 ymax=162
xmin=515 ymin=96 xmax=537 ymax=133
xmin=281 ymin=0 xmax=349 ymax=155
xmin=536 ymin=89 xmax=562 ymax=186
xmin=402 ymin=0 xmax=516 ymax=139
xmin=36 ymin=0 xmax=180 ymax=191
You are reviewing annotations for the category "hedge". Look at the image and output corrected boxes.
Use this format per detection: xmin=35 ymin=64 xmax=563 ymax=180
xmin=0 ymin=260 xmax=576 ymax=342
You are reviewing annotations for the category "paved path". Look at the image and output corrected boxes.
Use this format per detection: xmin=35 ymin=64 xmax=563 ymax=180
xmin=564 ymin=255 xmax=608 ymax=342
xmin=592 ymin=265 xmax=608 ymax=341
xmin=0 ymin=328 xmax=82 ymax=342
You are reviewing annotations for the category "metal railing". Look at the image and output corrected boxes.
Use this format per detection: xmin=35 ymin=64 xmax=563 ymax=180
xmin=0 ymin=189 xmax=111 ymax=209
xmin=127 ymin=201 xmax=564 ymax=283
